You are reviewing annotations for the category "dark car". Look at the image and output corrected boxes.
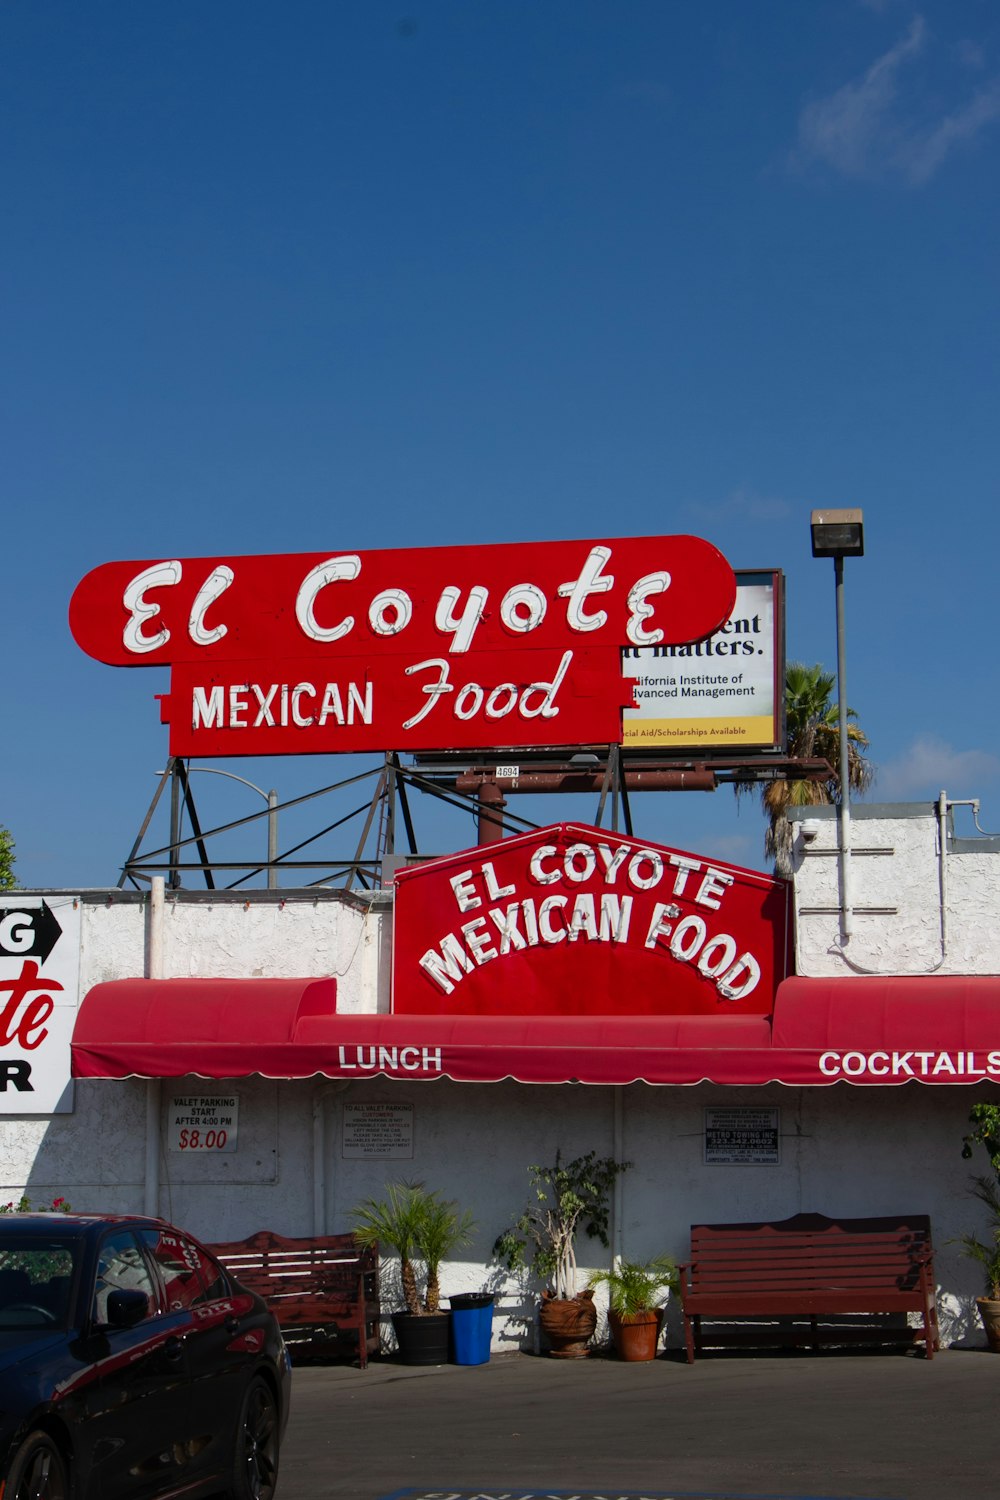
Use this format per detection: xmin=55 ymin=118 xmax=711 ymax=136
xmin=0 ymin=1212 xmax=291 ymax=1500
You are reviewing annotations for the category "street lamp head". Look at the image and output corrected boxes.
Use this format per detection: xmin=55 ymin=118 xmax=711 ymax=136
xmin=811 ymin=507 xmax=864 ymax=559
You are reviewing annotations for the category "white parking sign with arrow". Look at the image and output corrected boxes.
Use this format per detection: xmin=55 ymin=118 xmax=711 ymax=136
xmin=0 ymin=896 xmax=80 ymax=1114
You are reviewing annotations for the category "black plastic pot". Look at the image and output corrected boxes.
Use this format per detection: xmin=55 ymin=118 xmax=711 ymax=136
xmin=391 ymin=1310 xmax=451 ymax=1365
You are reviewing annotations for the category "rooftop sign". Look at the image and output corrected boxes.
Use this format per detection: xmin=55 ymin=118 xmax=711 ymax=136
xmin=70 ymin=536 xmax=736 ymax=755
xmin=392 ymin=822 xmax=790 ymax=1017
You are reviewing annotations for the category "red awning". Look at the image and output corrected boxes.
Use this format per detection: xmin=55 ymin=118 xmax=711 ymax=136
xmin=71 ymin=975 xmax=1000 ymax=1087
xmin=72 ymin=978 xmax=339 ymax=1078
xmin=72 ymin=978 xmax=774 ymax=1085
xmin=770 ymin=975 xmax=1000 ymax=1084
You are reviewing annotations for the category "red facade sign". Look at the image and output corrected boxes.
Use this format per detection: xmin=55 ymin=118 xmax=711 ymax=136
xmin=161 ymin=647 xmax=629 ymax=755
xmin=392 ymin=823 xmax=790 ymax=1018
xmin=69 ymin=536 xmax=736 ymax=756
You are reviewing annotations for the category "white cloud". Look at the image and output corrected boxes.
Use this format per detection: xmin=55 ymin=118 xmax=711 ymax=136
xmin=793 ymin=16 xmax=1000 ymax=184
xmin=875 ymin=735 xmax=1000 ymax=800
xmin=902 ymin=80 xmax=1000 ymax=183
xmin=956 ymin=39 xmax=986 ymax=71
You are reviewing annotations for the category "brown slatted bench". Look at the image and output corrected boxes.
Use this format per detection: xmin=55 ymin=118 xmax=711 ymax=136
xmin=678 ymin=1212 xmax=940 ymax=1363
xmin=207 ymin=1230 xmax=380 ymax=1368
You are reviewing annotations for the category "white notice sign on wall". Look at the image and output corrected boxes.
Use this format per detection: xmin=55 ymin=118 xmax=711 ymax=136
xmin=704 ymin=1106 xmax=780 ymax=1164
xmin=342 ymin=1102 xmax=414 ymax=1158
xmin=168 ymin=1095 xmax=239 ymax=1152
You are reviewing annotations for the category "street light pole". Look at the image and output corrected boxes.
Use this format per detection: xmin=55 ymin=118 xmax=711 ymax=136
xmin=159 ymin=764 xmax=280 ymax=889
xmin=810 ymin=509 xmax=864 ymax=942
xmin=834 ymin=552 xmax=853 ymax=938
xmin=266 ymin=788 xmax=278 ymax=890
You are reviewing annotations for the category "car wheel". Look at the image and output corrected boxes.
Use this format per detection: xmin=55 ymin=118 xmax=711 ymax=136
xmin=4 ymin=1431 xmax=70 ymax=1500
xmin=228 ymin=1377 xmax=280 ymax=1500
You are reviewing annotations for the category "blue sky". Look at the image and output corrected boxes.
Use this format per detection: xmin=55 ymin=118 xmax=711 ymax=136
xmin=3 ymin=0 xmax=999 ymax=889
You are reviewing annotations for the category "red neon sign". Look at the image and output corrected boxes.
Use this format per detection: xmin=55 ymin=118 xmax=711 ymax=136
xmin=70 ymin=536 xmax=736 ymax=755
xmin=392 ymin=823 xmax=790 ymax=1017
xmin=161 ymin=646 xmax=631 ymax=755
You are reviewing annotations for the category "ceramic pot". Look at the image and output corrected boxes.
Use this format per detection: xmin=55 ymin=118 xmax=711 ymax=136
xmin=392 ymin=1310 xmax=451 ymax=1365
xmin=608 ymin=1308 xmax=664 ymax=1362
xmin=976 ymin=1297 xmax=1000 ymax=1351
xmin=538 ymin=1290 xmax=597 ymax=1358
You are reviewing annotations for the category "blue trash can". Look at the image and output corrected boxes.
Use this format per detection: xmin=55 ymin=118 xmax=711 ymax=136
xmin=449 ymin=1293 xmax=494 ymax=1365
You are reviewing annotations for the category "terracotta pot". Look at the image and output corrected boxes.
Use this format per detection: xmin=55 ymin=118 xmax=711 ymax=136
xmin=539 ymin=1290 xmax=597 ymax=1359
xmin=976 ymin=1297 xmax=1000 ymax=1351
xmin=608 ymin=1308 xmax=664 ymax=1362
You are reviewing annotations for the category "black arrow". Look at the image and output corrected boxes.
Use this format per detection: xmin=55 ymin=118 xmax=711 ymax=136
xmin=0 ymin=902 xmax=63 ymax=963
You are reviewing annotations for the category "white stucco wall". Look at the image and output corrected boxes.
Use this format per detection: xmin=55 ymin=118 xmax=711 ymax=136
xmin=7 ymin=1069 xmax=994 ymax=1351
xmin=6 ymin=799 xmax=1000 ymax=1353
xmin=791 ymin=799 xmax=1000 ymax=977
xmin=76 ymin=888 xmax=391 ymax=1012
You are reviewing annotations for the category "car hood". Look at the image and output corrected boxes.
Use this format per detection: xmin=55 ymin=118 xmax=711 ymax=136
xmin=0 ymin=1329 xmax=66 ymax=1372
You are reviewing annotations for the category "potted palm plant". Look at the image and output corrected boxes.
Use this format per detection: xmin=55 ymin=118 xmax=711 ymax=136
xmin=588 ymin=1255 xmax=678 ymax=1361
xmin=493 ymin=1150 xmax=630 ymax=1358
xmin=958 ymin=1103 xmax=1000 ymax=1350
xmin=955 ymin=1174 xmax=1000 ymax=1352
xmin=351 ymin=1181 xmax=475 ymax=1364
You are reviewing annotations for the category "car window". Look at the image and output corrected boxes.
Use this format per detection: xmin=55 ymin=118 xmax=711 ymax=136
xmin=141 ymin=1228 xmax=226 ymax=1310
xmin=0 ymin=1242 xmax=76 ymax=1328
xmin=93 ymin=1230 xmax=157 ymax=1324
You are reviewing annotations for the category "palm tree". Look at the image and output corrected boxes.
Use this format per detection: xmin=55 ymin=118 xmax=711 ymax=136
xmin=350 ymin=1181 xmax=476 ymax=1314
xmin=414 ymin=1195 xmax=476 ymax=1314
xmin=740 ymin=661 xmax=874 ymax=877
xmin=350 ymin=1180 xmax=426 ymax=1314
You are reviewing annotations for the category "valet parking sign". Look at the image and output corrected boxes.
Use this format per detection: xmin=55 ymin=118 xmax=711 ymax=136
xmin=0 ymin=897 xmax=80 ymax=1114
xmin=392 ymin=823 xmax=791 ymax=1017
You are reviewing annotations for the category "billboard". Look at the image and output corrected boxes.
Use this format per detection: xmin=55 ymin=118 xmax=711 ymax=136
xmin=621 ymin=570 xmax=784 ymax=753
xmin=69 ymin=536 xmax=737 ymax=756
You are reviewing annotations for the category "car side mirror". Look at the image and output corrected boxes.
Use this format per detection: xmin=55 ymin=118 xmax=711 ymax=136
xmin=106 ymin=1288 xmax=149 ymax=1329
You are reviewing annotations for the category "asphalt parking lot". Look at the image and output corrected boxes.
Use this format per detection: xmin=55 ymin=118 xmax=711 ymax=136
xmin=276 ymin=1346 xmax=997 ymax=1500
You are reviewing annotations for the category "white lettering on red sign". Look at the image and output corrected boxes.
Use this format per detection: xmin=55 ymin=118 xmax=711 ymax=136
xmin=337 ymin=1046 xmax=443 ymax=1074
xmin=192 ymin=680 xmax=374 ymax=730
xmin=125 ymin=548 xmax=676 ymax=656
xmin=818 ymin=1050 xmax=1000 ymax=1079
xmin=70 ymin=536 xmax=737 ymax=669
xmin=417 ymin=837 xmax=761 ymax=1003
xmin=71 ymin=538 xmax=737 ymax=757
xmin=401 ymin=651 xmax=571 ymax=730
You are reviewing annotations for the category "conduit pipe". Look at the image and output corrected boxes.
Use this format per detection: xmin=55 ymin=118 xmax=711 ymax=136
xmin=612 ymin=1086 xmax=625 ymax=1272
xmin=938 ymin=790 xmax=949 ymax=963
xmin=458 ymin=768 xmax=718 ymax=796
xmin=935 ymin=793 xmax=980 ymax=967
xmin=144 ymin=877 xmax=165 ymax=1218
xmin=313 ymin=1086 xmax=352 ymax=1236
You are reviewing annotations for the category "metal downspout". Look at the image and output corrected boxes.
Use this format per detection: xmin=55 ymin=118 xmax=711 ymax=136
xmin=613 ymin=1086 xmax=625 ymax=1270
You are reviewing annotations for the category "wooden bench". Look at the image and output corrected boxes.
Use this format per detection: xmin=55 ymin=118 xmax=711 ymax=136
xmin=207 ymin=1230 xmax=380 ymax=1368
xmin=678 ymin=1212 xmax=939 ymax=1363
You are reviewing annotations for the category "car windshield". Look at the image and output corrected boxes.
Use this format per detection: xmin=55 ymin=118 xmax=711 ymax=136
xmin=0 ymin=1236 xmax=78 ymax=1330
